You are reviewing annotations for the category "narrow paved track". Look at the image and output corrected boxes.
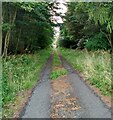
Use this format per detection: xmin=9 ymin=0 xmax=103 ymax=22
xmin=20 ymin=53 xmax=111 ymax=118
xmin=59 ymin=55 xmax=111 ymax=118
xmin=21 ymin=55 xmax=53 ymax=118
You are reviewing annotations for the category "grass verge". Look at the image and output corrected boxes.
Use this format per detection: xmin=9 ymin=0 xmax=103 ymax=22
xmin=2 ymin=48 xmax=52 ymax=117
xmin=60 ymin=48 xmax=111 ymax=96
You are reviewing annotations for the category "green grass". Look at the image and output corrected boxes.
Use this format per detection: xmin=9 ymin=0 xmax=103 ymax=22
xmin=50 ymin=51 xmax=67 ymax=80
xmin=2 ymin=48 xmax=52 ymax=106
xmin=50 ymin=69 xmax=67 ymax=80
xmin=60 ymin=48 xmax=111 ymax=96
xmin=52 ymin=51 xmax=61 ymax=67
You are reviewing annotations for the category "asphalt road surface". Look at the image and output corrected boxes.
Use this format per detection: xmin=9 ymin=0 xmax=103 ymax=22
xmin=20 ymin=54 xmax=111 ymax=118
xmin=59 ymin=55 xmax=111 ymax=118
xmin=21 ymin=55 xmax=53 ymax=118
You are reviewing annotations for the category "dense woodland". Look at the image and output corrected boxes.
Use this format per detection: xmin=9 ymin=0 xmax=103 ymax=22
xmin=2 ymin=2 xmax=113 ymax=56
xmin=59 ymin=2 xmax=113 ymax=51
xmin=2 ymin=2 xmax=55 ymax=57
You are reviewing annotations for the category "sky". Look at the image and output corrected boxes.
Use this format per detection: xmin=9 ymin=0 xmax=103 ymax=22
xmin=53 ymin=0 xmax=67 ymax=24
xmin=53 ymin=0 xmax=67 ymax=38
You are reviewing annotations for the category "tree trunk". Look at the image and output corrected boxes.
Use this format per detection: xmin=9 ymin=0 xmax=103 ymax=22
xmin=105 ymin=33 xmax=113 ymax=50
xmin=3 ymin=7 xmax=17 ymax=57
xmin=100 ymin=29 xmax=113 ymax=51
xmin=3 ymin=30 xmax=11 ymax=57
xmin=15 ymin=29 xmax=21 ymax=54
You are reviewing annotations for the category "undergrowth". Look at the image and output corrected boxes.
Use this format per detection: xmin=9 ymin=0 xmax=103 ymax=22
xmin=60 ymin=48 xmax=111 ymax=96
xmin=2 ymin=48 xmax=52 ymax=116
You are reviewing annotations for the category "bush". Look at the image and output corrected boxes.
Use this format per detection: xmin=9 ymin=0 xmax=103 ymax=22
xmin=85 ymin=33 xmax=110 ymax=51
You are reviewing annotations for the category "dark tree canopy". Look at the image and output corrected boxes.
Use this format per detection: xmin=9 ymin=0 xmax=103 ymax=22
xmin=2 ymin=2 xmax=55 ymax=56
xmin=59 ymin=2 xmax=113 ymax=51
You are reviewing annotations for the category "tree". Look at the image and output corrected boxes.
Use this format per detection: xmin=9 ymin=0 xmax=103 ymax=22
xmin=2 ymin=2 xmax=54 ymax=56
xmin=87 ymin=2 xmax=113 ymax=50
xmin=2 ymin=3 xmax=17 ymax=57
xmin=59 ymin=2 xmax=112 ymax=51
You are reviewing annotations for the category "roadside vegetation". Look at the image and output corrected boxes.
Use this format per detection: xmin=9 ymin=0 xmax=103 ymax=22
xmin=50 ymin=52 xmax=67 ymax=80
xmin=58 ymin=2 xmax=112 ymax=97
xmin=60 ymin=48 xmax=111 ymax=96
xmin=2 ymin=2 xmax=56 ymax=118
xmin=3 ymin=49 xmax=52 ymax=117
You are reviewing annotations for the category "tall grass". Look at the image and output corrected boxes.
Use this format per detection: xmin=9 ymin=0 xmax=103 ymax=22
xmin=60 ymin=48 xmax=111 ymax=96
xmin=2 ymin=49 xmax=52 ymax=106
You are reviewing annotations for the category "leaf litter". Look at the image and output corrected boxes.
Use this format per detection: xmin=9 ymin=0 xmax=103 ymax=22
xmin=50 ymin=74 xmax=81 ymax=118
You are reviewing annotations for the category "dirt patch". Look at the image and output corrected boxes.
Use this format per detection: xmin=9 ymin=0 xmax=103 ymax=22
xmin=51 ymin=75 xmax=70 ymax=93
xmin=53 ymin=66 xmax=64 ymax=71
xmin=50 ymin=75 xmax=81 ymax=118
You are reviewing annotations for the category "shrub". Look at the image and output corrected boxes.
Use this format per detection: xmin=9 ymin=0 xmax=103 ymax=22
xmin=85 ymin=33 xmax=110 ymax=51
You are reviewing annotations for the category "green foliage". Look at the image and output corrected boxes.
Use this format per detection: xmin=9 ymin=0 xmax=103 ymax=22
xmin=2 ymin=23 xmax=13 ymax=31
xmin=85 ymin=33 xmax=110 ymax=51
xmin=50 ymin=51 xmax=67 ymax=80
xmin=87 ymin=3 xmax=113 ymax=33
xmin=50 ymin=69 xmax=67 ymax=80
xmin=52 ymin=51 xmax=61 ymax=67
xmin=60 ymin=48 xmax=112 ymax=96
xmin=60 ymin=2 xmax=88 ymax=47
xmin=2 ymin=49 xmax=52 ymax=105
xmin=2 ymin=2 xmax=54 ymax=55
xmin=60 ymin=2 xmax=112 ymax=50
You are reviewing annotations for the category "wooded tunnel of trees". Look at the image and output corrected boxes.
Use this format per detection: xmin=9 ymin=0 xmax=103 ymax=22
xmin=2 ymin=2 xmax=54 ymax=57
xmin=2 ymin=2 xmax=113 ymax=118
xmin=59 ymin=2 xmax=113 ymax=51
xmin=2 ymin=2 xmax=113 ymax=57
